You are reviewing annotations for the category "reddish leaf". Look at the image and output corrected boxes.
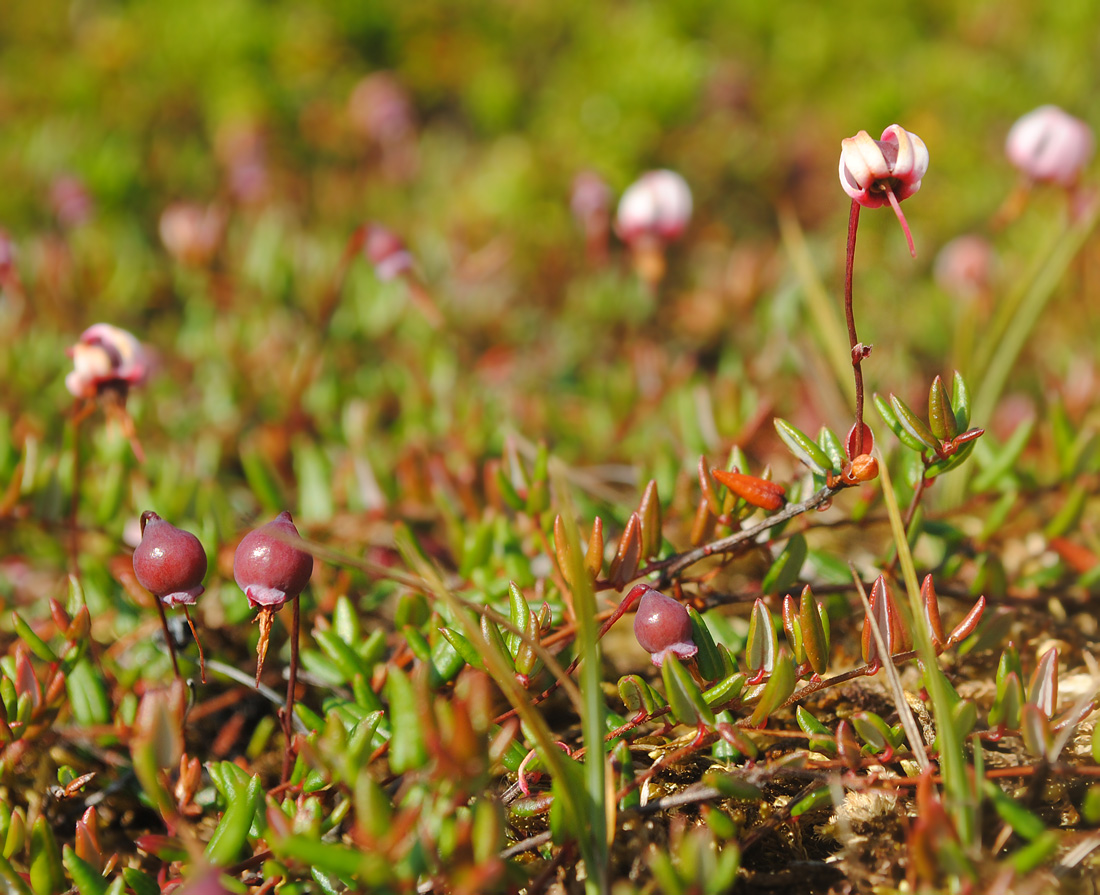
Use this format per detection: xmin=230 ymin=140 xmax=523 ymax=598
xmin=712 ymin=468 xmax=785 ymax=511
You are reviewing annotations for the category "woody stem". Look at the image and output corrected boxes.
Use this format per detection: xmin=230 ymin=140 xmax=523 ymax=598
xmin=844 ymin=199 xmax=866 ymax=456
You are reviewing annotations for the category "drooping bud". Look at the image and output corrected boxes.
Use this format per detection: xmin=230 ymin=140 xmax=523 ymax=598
xmin=233 ymin=511 xmax=313 ymax=611
xmin=354 ymin=223 xmax=415 ymax=281
xmin=1005 ymin=105 xmax=1094 ymax=188
xmin=632 ymin=585 xmax=698 ymax=668
xmin=133 ymin=512 xmax=208 ymax=607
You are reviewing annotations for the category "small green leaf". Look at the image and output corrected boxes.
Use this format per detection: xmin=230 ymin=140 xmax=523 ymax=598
xmin=662 ymin=655 xmax=715 ymax=727
xmin=874 ymin=393 xmax=928 ymax=453
xmin=774 ymin=419 xmax=831 ymax=477
xmin=62 ymin=845 xmax=107 ymax=895
xmin=790 ymin=787 xmax=831 ymax=817
xmin=11 ymin=614 xmax=57 ymax=664
xmin=687 ymin=607 xmax=724 ymax=683
xmin=799 ymin=586 xmax=830 ymax=675
xmin=817 ymin=427 xmax=845 ymax=474
xmin=1009 ymin=830 xmax=1060 ymax=875
xmin=66 ymin=659 xmax=110 ymax=726
xmin=204 ymin=773 xmax=262 ymax=866
xmin=796 ymin=706 xmax=837 ymax=755
xmin=952 ymin=371 xmax=971 ymax=433
xmin=928 ymin=375 xmax=957 ymax=441
xmin=315 ymin=630 xmax=371 ymax=683
xmin=702 ymin=672 xmax=746 ymax=709
xmin=439 ymin=627 xmax=484 ymax=670
xmin=121 ymin=869 xmax=159 ymax=895
xmin=506 ymin=582 xmax=531 ymax=655
xmin=890 ymin=394 xmax=940 ymax=453
xmin=30 ymin=816 xmax=64 ymax=895
xmin=745 ymin=599 xmax=777 ymax=677
xmin=386 ymin=667 xmax=427 ymax=773
xmin=618 ymin=674 xmax=665 ymax=717
xmin=749 ymin=651 xmax=796 ymax=727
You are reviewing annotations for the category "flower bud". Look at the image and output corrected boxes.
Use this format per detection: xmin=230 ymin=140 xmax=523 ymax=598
xmin=1005 ymin=105 xmax=1094 ymax=187
xmin=233 ymin=511 xmax=313 ymax=610
xmin=133 ymin=512 xmax=208 ymax=607
xmin=615 ymin=169 xmax=693 ymax=244
xmin=348 ymin=72 xmax=416 ymax=145
xmin=65 ymin=323 xmax=149 ymax=399
xmin=632 ymin=585 xmax=698 ymax=668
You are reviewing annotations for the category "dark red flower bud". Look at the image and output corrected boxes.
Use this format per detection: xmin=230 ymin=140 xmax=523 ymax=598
xmin=632 ymin=585 xmax=698 ymax=668
xmin=233 ymin=511 xmax=313 ymax=610
xmin=133 ymin=512 xmax=208 ymax=607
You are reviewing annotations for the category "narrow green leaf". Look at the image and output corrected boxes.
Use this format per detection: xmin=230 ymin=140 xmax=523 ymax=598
xmin=12 ymin=614 xmax=57 ymax=663
xmin=745 ymin=599 xmax=778 ymax=677
xmin=749 ymin=651 xmax=795 ymax=727
xmin=890 ymin=394 xmax=940 ymax=453
xmin=790 ymin=787 xmax=831 ymax=817
xmin=952 ymin=371 xmax=971 ymax=433
xmin=439 ymin=627 xmax=484 ymax=670
xmin=874 ymin=393 xmax=928 ymax=453
xmin=774 ymin=419 xmax=831 ymax=476
xmin=121 ymin=869 xmax=159 ymax=895
xmin=65 ymin=659 xmax=110 ymax=726
xmin=386 ymin=667 xmax=427 ymax=773
xmin=817 ymin=427 xmax=845 ymax=474
xmin=618 ymin=674 xmax=664 ymax=717
xmin=30 ymin=816 xmax=64 ymax=895
xmin=928 ymin=375 xmax=957 ymax=441
xmin=800 ymin=587 xmax=829 ymax=675
xmin=315 ymin=630 xmax=371 ymax=683
xmin=661 ymin=655 xmax=715 ymax=727
xmin=0 ymin=852 xmax=33 ymax=895
xmin=971 ymin=418 xmax=1035 ymax=492
xmin=204 ymin=773 xmax=262 ymax=866
xmin=506 ymin=582 xmax=531 ymax=655
xmin=62 ymin=845 xmax=107 ymax=895
xmin=702 ymin=672 xmax=746 ymax=709
xmin=274 ymin=835 xmax=372 ymax=878
xmin=687 ymin=607 xmax=724 ymax=683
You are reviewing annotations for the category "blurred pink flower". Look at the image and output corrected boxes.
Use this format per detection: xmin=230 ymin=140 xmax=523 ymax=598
xmin=50 ymin=176 xmax=94 ymax=227
xmin=354 ymin=223 xmax=414 ymax=281
xmin=615 ymin=169 xmax=693 ymax=244
xmin=1005 ymin=105 xmax=1094 ymax=187
xmin=65 ymin=324 xmax=149 ymax=399
xmin=934 ymin=234 xmax=995 ymax=300
xmin=348 ymin=72 xmax=416 ymax=144
xmin=159 ymin=202 xmax=225 ymax=267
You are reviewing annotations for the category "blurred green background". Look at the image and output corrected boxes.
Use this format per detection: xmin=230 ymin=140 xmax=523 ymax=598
xmin=0 ymin=0 xmax=1097 ymax=527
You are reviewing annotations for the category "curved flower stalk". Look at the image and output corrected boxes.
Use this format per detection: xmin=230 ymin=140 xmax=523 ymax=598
xmin=837 ymin=124 xmax=928 ymax=456
xmin=234 ymin=511 xmax=313 ymax=783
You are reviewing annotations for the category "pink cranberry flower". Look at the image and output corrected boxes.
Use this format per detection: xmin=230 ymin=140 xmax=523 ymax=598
xmin=159 ymin=202 xmax=225 ymax=267
xmin=839 ymin=125 xmax=928 ymax=256
xmin=355 ymin=223 xmax=414 ymax=281
xmin=65 ymin=324 xmax=149 ymax=400
xmin=615 ymin=169 xmax=693 ymax=244
xmin=630 ymin=584 xmax=698 ymax=668
xmin=1005 ymin=105 xmax=1094 ymax=188
xmin=934 ymin=235 xmax=995 ymax=301
xmin=133 ymin=512 xmax=208 ymax=608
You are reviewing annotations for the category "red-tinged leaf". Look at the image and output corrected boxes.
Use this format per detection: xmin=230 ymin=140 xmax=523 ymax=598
xmin=585 ymin=517 xmax=604 ymax=580
xmin=945 ymin=596 xmax=985 ymax=647
xmin=845 ymin=421 xmax=875 ymax=460
xmin=698 ymin=456 xmax=722 ymax=515
xmin=689 ymin=497 xmax=716 ymax=547
xmin=711 ymin=468 xmax=785 ymax=511
xmin=781 ymin=594 xmax=803 ymax=664
xmin=1020 ymin=703 xmax=1054 ymax=760
xmin=951 ymin=427 xmax=985 ymax=447
xmin=928 ymin=375 xmax=957 ymax=442
xmin=836 ymin=719 xmax=861 ymax=770
xmin=799 ymin=585 xmax=829 ymax=675
xmin=1048 ymin=537 xmax=1098 ymax=574
xmin=861 ymin=576 xmax=910 ymax=665
xmin=608 ymin=513 xmax=642 ymax=589
xmin=553 ymin=515 xmax=572 ymax=585
xmin=890 ymin=394 xmax=941 ymax=454
xmin=637 ymin=480 xmax=662 ymax=559
xmin=988 ymin=670 xmax=1022 ymax=730
xmin=746 ymin=599 xmax=777 ymax=679
xmin=14 ymin=645 xmax=42 ymax=710
xmin=1028 ymin=647 xmax=1059 ymax=719
xmin=920 ymin=575 xmax=946 ymax=647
